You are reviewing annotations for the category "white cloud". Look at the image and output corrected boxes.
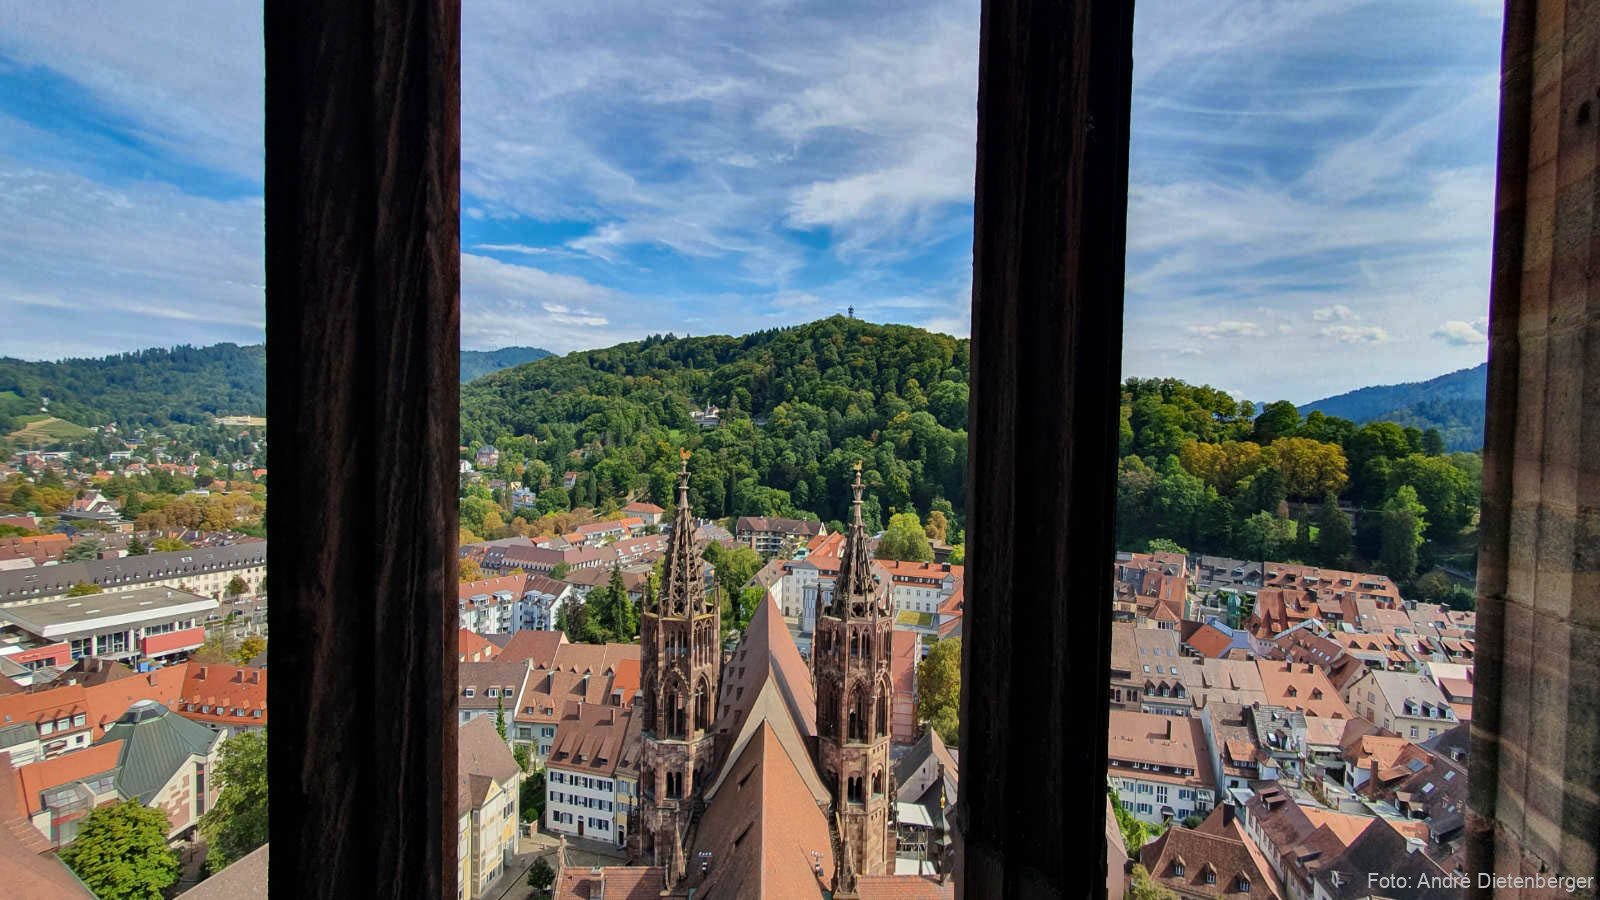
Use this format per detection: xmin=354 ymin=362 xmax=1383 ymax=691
xmin=1313 ymin=304 xmax=1357 ymax=321
xmin=0 ymin=165 xmax=263 ymax=359
xmin=1320 ymin=324 xmax=1390 ymax=344
xmin=1433 ymin=318 xmax=1488 ymax=345
xmin=1188 ymin=321 xmax=1267 ymax=340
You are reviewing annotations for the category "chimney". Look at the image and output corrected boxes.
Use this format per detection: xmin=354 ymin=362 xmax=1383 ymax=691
xmin=1165 ymin=719 xmax=1173 ymax=740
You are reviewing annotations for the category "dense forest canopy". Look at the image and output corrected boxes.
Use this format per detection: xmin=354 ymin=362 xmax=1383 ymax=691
xmin=0 ymin=342 xmax=554 ymax=436
xmin=460 ymin=316 xmax=970 ymax=535
xmin=0 ymin=344 xmax=266 ymax=433
xmin=463 ymin=319 xmax=1481 ymax=600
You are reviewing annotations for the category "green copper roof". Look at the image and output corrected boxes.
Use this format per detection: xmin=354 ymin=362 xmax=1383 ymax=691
xmin=95 ymin=700 xmax=219 ymax=803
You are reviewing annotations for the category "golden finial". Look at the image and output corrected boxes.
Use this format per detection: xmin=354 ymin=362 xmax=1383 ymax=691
xmin=681 ymin=448 xmax=692 ymax=462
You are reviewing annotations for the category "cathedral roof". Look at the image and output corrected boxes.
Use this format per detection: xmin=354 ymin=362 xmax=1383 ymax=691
xmin=713 ymin=594 xmax=816 ymax=741
xmin=688 ymin=722 xmax=835 ymax=899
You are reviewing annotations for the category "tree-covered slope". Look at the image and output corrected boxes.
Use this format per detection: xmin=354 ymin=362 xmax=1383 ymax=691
xmin=459 ymin=316 xmax=970 ymax=529
xmin=1299 ymin=363 xmax=1486 ymax=452
xmin=0 ymin=344 xmax=266 ymax=433
xmin=461 ymin=346 xmax=553 ymax=383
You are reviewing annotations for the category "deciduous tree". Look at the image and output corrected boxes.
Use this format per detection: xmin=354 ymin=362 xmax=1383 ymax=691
xmin=199 ymin=731 xmax=268 ymax=871
xmin=877 ymin=511 xmax=932 ymax=562
xmin=915 ymin=638 xmax=960 ymax=746
xmin=60 ymin=800 xmax=179 ymax=899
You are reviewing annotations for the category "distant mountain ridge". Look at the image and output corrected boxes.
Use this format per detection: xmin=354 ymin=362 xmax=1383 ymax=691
xmin=461 ymin=346 xmax=552 ymax=383
xmin=1300 ymin=363 xmax=1487 ymax=452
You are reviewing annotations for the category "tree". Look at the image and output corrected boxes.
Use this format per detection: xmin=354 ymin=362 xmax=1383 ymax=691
xmin=916 ymin=638 xmax=961 ymax=746
xmin=193 ymin=633 xmax=241 ymax=664
xmin=1264 ymin=437 xmax=1348 ymax=498
xmin=1314 ymin=493 xmax=1354 ymax=567
xmin=924 ymin=509 xmax=950 ymax=543
xmin=226 ymin=575 xmax=250 ymax=598
xmin=527 ymin=856 xmax=557 ymax=894
xmin=1236 ymin=511 xmax=1295 ymax=562
xmin=152 ymin=537 xmax=190 ymax=552
xmin=63 ymin=538 xmax=104 ymax=561
xmin=126 ymin=536 xmax=148 ymax=556
xmin=946 ymin=544 xmax=964 ymax=565
xmin=1253 ymin=400 xmax=1300 ymax=443
xmin=521 ymin=768 xmax=546 ymax=823
xmin=1146 ymin=538 xmax=1187 ymax=556
xmin=496 ymin=694 xmax=507 ymax=741
xmin=233 ymin=635 xmax=267 ymax=665
xmin=513 ymin=743 xmax=531 ymax=773
xmin=459 ymin=557 xmax=483 ymax=582
xmin=556 ymin=592 xmax=590 ymax=642
xmin=1127 ymin=863 xmax=1179 ymax=900
xmin=877 ymin=511 xmax=933 ymax=562
xmin=1421 ymin=428 xmax=1446 ymax=456
xmin=199 ymin=731 xmax=268 ymax=871
xmin=1379 ymin=485 xmax=1427 ymax=581
xmin=59 ymin=800 xmax=180 ymax=899
xmin=67 ymin=581 xmax=102 ymax=597
xmin=735 ymin=586 xmax=766 ymax=630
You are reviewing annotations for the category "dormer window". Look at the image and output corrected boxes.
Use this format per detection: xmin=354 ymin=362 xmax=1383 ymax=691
xmin=464 ymin=688 xmax=475 ymax=698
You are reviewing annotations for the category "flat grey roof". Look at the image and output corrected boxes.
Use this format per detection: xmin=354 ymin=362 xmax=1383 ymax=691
xmin=0 ymin=586 xmax=216 ymax=633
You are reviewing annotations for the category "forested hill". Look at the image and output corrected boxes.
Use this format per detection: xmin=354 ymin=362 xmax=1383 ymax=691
xmin=459 ymin=316 xmax=970 ymax=530
xmin=1299 ymin=364 xmax=1487 ymax=452
xmin=461 ymin=346 xmax=553 ymax=383
xmin=462 ymin=319 xmax=1483 ymax=598
xmin=0 ymin=344 xmax=266 ymax=433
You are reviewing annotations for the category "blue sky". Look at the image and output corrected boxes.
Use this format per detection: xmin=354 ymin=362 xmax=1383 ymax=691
xmin=0 ymin=1 xmax=1502 ymax=403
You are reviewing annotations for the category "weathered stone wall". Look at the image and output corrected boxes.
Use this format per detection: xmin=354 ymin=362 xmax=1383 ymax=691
xmin=1468 ymin=0 xmax=1600 ymax=890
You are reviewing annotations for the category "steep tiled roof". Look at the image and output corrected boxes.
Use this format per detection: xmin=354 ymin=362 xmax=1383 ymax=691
xmin=499 ymin=628 xmax=568 ymax=669
xmin=554 ymin=866 xmax=665 ymax=900
xmin=547 ymin=703 xmax=635 ymax=778
xmin=459 ymin=658 xmax=533 ymax=711
xmin=1255 ymin=662 xmax=1351 ymax=719
xmin=0 ymin=756 xmax=92 ymax=897
xmin=1140 ymin=825 xmax=1282 ymax=898
xmin=176 ymin=663 xmax=267 ymax=729
xmin=855 ymin=875 xmax=956 ymax=898
xmin=687 ymin=722 xmax=834 ymax=899
xmin=179 ymin=843 xmax=269 ymax=899
xmin=458 ymin=628 xmax=500 ymax=663
xmin=713 ymin=595 xmax=817 ymax=742
xmin=457 ymin=716 xmax=520 ymax=817
xmin=14 ymin=739 xmax=123 ymax=816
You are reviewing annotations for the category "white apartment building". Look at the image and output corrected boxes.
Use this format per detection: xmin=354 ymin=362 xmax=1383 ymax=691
xmin=544 ymin=702 xmax=637 ymax=848
xmin=1107 ymin=710 xmax=1216 ymax=825
xmin=0 ymin=544 xmax=266 ymax=608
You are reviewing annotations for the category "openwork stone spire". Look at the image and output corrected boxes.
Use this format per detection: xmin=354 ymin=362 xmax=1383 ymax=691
xmin=832 ymin=462 xmax=885 ymax=619
xmin=658 ymin=449 xmax=706 ymax=616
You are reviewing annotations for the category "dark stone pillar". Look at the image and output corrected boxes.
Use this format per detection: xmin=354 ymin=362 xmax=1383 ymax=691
xmin=958 ymin=1 xmax=1135 ymax=897
xmin=1468 ymin=0 xmax=1600 ymax=890
xmin=264 ymin=0 xmax=461 ymax=896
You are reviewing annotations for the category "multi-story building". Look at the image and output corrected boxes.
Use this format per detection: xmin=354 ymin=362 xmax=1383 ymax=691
xmin=456 ymin=717 xmax=521 ymax=900
xmin=0 ymin=544 xmax=267 ymax=607
xmin=544 ymin=702 xmax=638 ymax=847
xmin=1106 ymin=710 xmax=1216 ymax=826
xmin=0 ymin=586 xmax=216 ymax=665
xmin=459 ymin=658 xmax=532 ymax=727
xmin=734 ymin=515 xmax=825 ymax=556
xmin=1345 ymin=669 xmax=1459 ymax=743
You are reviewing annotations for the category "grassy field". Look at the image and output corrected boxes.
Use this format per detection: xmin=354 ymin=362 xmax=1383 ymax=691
xmin=7 ymin=415 xmax=91 ymax=448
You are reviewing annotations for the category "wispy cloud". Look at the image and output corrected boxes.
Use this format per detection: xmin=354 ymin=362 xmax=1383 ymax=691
xmin=1433 ymin=318 xmax=1488 ymax=345
xmin=0 ymin=0 xmax=1502 ymax=407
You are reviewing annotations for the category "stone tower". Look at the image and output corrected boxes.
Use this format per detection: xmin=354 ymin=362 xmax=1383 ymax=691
xmin=638 ymin=451 xmax=721 ymax=886
xmin=813 ymin=464 xmax=896 ymax=892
